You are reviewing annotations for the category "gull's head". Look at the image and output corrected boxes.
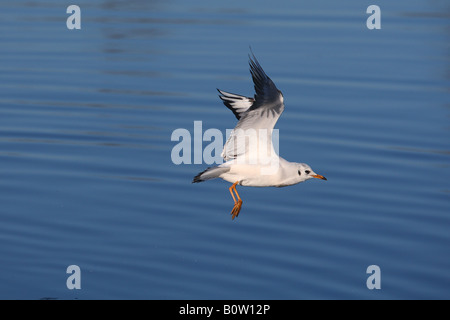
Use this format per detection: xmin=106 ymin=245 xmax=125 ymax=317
xmin=296 ymin=163 xmax=327 ymax=183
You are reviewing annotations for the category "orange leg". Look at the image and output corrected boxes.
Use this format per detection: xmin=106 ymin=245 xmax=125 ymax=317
xmin=228 ymin=181 xmax=243 ymax=220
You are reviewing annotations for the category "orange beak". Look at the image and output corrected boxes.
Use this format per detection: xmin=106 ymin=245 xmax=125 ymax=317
xmin=312 ymin=174 xmax=327 ymax=181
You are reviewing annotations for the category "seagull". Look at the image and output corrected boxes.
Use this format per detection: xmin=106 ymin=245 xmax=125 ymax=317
xmin=193 ymin=52 xmax=326 ymax=220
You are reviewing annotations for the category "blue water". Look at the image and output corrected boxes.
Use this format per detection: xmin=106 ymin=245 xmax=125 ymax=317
xmin=0 ymin=0 xmax=449 ymax=299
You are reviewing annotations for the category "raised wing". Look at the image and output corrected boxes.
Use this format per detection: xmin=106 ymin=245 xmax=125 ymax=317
xmin=221 ymin=53 xmax=285 ymax=162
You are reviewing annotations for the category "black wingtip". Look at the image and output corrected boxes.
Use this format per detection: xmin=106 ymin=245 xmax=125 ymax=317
xmin=248 ymin=49 xmax=271 ymax=98
xmin=248 ymin=47 xmax=261 ymax=67
xmin=248 ymin=47 xmax=257 ymax=67
xmin=248 ymin=50 xmax=266 ymax=78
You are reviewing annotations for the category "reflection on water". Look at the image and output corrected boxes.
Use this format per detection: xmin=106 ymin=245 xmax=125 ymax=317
xmin=0 ymin=0 xmax=449 ymax=299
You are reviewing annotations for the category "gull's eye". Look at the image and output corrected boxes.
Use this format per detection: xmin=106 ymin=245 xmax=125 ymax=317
xmin=298 ymin=170 xmax=302 ymax=176
xmin=305 ymin=170 xmax=311 ymax=175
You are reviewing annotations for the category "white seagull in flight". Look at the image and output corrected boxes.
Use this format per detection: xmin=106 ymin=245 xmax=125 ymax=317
xmin=193 ymin=52 xmax=326 ymax=220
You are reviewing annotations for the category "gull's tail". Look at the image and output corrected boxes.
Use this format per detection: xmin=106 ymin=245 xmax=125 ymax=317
xmin=192 ymin=166 xmax=230 ymax=183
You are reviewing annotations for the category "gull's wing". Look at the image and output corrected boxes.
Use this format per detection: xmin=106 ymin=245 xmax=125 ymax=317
xmin=217 ymin=89 xmax=254 ymax=120
xmin=221 ymin=53 xmax=285 ymax=162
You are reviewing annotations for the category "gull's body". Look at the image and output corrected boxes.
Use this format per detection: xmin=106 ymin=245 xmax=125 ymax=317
xmin=193 ymin=52 xmax=326 ymax=219
xmin=218 ymin=158 xmax=307 ymax=187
